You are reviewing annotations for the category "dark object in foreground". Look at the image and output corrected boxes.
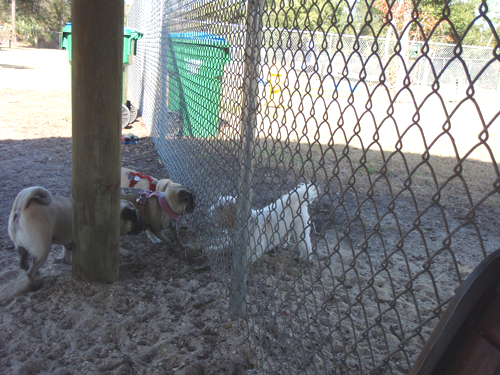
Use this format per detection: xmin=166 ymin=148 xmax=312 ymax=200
xmin=410 ymin=247 xmax=500 ymax=375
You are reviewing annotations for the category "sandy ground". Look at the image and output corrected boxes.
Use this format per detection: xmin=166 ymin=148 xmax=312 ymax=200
xmin=0 ymin=46 xmax=253 ymax=374
xmin=2 ymin=45 xmax=500 ymax=374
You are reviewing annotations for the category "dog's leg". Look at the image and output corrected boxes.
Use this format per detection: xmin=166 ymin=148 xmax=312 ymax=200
xmin=54 ymin=245 xmax=72 ymax=264
xmin=146 ymin=229 xmax=163 ymax=244
xmin=119 ymin=247 xmax=136 ymax=258
xmin=299 ymin=224 xmax=314 ymax=262
xmin=26 ymin=248 xmax=50 ymax=291
xmin=17 ymin=246 xmax=29 ymax=271
xmin=294 ymin=215 xmax=312 ymax=262
xmin=63 ymin=245 xmax=72 ymax=264
xmin=150 ymin=227 xmax=175 ymax=251
xmin=169 ymin=225 xmax=185 ymax=250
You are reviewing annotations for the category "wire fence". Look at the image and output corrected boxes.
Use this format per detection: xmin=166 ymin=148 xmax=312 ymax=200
xmin=263 ymin=29 xmax=500 ymax=90
xmin=127 ymin=0 xmax=500 ymax=373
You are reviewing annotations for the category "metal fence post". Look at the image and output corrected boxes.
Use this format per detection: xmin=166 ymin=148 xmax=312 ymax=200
xmin=230 ymin=0 xmax=264 ymax=317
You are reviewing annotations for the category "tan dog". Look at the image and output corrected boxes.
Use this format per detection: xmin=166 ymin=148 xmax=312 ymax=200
xmin=121 ymin=168 xmax=174 ymax=243
xmin=121 ymin=167 xmax=171 ymax=193
xmin=121 ymin=182 xmax=195 ymax=252
xmin=8 ymin=186 xmax=144 ymax=290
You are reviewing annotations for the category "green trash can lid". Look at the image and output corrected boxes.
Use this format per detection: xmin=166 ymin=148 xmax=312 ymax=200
xmin=61 ymin=23 xmax=142 ymax=40
xmin=124 ymin=27 xmax=143 ymax=40
xmin=62 ymin=22 xmax=72 ymax=32
xmin=169 ymin=32 xmax=229 ymax=45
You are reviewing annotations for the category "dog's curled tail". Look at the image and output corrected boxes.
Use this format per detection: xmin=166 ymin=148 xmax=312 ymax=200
xmin=11 ymin=186 xmax=53 ymax=216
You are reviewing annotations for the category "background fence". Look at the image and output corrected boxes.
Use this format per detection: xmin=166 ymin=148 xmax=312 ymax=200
xmin=127 ymin=0 xmax=500 ymax=373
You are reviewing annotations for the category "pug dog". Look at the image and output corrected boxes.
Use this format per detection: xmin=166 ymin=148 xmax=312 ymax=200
xmin=121 ymin=167 xmax=171 ymax=193
xmin=8 ymin=186 xmax=144 ymax=290
xmin=60 ymin=199 xmax=144 ymax=263
xmin=120 ymin=180 xmax=195 ymax=252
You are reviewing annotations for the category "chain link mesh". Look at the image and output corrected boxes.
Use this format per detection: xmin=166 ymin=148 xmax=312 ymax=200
xmin=127 ymin=0 xmax=500 ymax=373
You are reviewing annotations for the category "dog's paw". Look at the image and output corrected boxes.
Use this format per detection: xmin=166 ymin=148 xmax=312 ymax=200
xmin=119 ymin=247 xmax=136 ymax=258
xmin=29 ymin=279 xmax=44 ymax=292
xmin=146 ymin=230 xmax=163 ymax=244
xmin=53 ymin=257 xmax=69 ymax=265
xmin=298 ymin=251 xmax=314 ymax=263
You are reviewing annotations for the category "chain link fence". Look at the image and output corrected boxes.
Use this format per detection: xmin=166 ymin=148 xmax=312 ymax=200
xmin=127 ymin=0 xmax=500 ymax=373
xmin=264 ymin=29 xmax=500 ymax=90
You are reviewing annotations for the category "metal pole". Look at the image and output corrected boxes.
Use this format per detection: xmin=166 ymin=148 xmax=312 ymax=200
xmin=71 ymin=0 xmax=123 ymax=283
xmin=230 ymin=0 xmax=264 ymax=317
xmin=164 ymin=32 xmax=191 ymax=135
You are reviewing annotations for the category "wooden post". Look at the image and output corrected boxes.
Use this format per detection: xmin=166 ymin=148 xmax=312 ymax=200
xmin=71 ymin=0 xmax=123 ymax=283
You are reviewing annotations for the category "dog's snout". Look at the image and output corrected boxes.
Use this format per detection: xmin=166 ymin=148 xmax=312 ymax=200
xmin=183 ymin=192 xmax=195 ymax=213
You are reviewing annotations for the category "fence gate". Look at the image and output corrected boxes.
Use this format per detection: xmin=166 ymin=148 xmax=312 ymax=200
xmin=127 ymin=0 xmax=500 ymax=373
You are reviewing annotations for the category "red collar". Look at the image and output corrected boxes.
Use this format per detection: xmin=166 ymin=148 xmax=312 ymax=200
xmin=136 ymin=190 xmax=179 ymax=221
xmin=127 ymin=172 xmax=157 ymax=191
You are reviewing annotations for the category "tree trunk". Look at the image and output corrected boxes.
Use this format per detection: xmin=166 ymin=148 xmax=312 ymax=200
xmin=34 ymin=25 xmax=38 ymax=48
xmin=71 ymin=0 xmax=124 ymax=283
xmin=59 ymin=0 xmax=65 ymax=29
xmin=395 ymin=0 xmax=412 ymax=91
xmin=11 ymin=0 xmax=16 ymax=43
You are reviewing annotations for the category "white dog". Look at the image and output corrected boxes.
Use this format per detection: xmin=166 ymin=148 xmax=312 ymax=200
xmin=209 ymin=183 xmax=317 ymax=264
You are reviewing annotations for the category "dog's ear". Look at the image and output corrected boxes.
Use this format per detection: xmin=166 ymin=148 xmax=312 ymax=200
xmin=122 ymin=207 xmax=144 ymax=235
xmin=156 ymin=179 xmax=172 ymax=193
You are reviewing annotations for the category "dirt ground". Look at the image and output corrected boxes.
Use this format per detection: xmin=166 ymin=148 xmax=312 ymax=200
xmin=0 ymin=47 xmax=253 ymax=374
xmin=2 ymin=45 xmax=500 ymax=374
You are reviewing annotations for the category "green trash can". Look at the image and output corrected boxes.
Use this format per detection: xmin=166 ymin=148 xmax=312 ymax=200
xmin=123 ymin=27 xmax=142 ymax=66
xmin=122 ymin=27 xmax=143 ymax=124
xmin=61 ymin=23 xmax=142 ymax=66
xmin=61 ymin=23 xmax=143 ymax=127
xmin=61 ymin=23 xmax=72 ymax=58
xmin=167 ymin=32 xmax=231 ymax=138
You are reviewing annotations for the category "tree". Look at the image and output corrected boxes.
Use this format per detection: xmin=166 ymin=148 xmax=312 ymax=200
xmin=11 ymin=0 xmax=16 ymax=42
xmin=373 ymin=0 xmax=498 ymax=46
xmin=263 ymin=0 xmax=349 ymax=32
xmin=46 ymin=0 xmax=71 ymax=29
xmin=0 ymin=0 xmax=71 ymax=46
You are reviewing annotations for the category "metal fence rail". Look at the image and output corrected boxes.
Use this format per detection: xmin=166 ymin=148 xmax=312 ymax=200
xmin=127 ymin=0 xmax=500 ymax=373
